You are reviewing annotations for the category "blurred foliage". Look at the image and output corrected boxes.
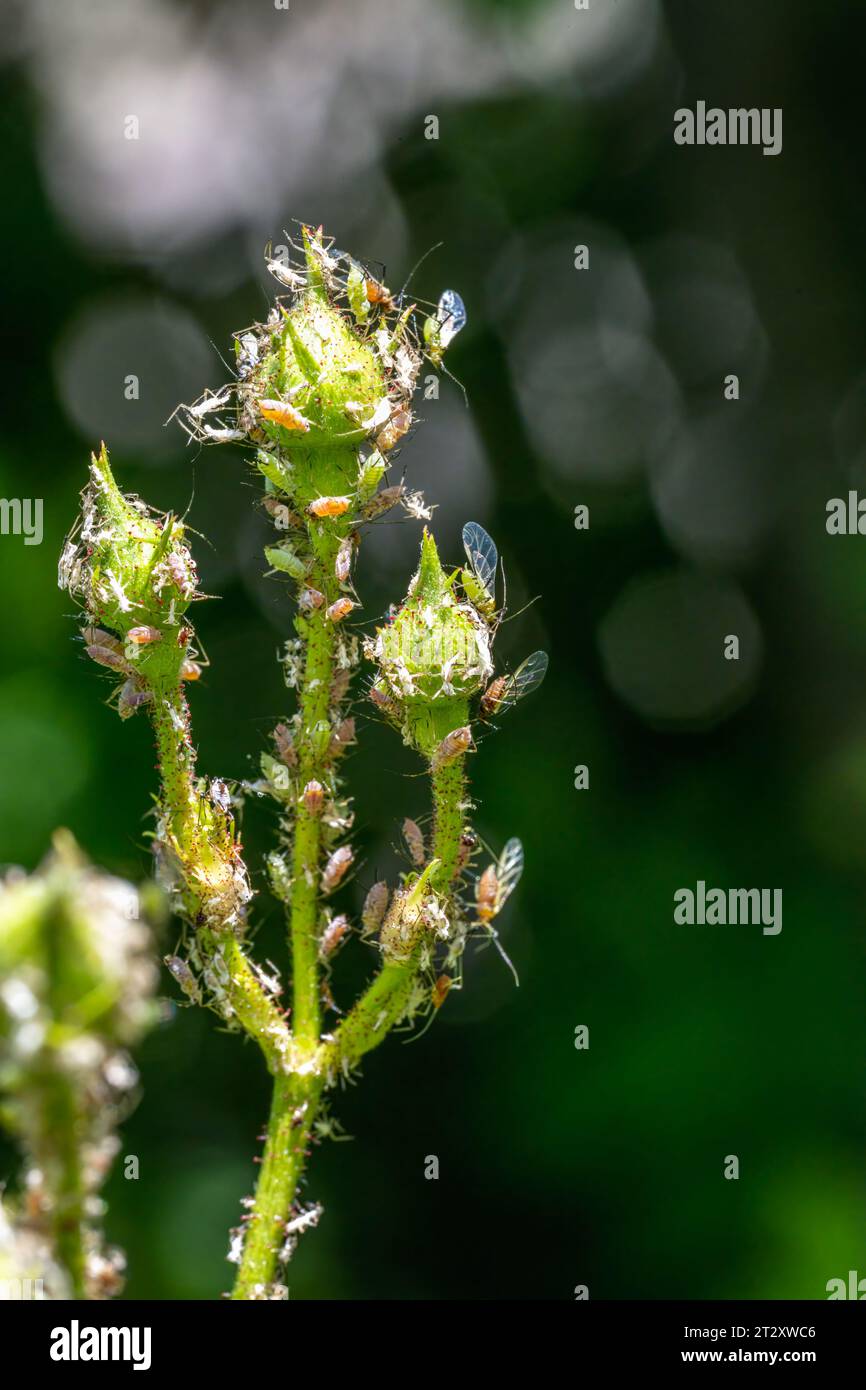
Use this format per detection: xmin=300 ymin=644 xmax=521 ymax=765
xmin=0 ymin=0 xmax=864 ymax=1299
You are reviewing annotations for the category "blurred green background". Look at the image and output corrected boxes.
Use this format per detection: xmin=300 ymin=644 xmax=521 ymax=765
xmin=1 ymin=0 xmax=864 ymax=1298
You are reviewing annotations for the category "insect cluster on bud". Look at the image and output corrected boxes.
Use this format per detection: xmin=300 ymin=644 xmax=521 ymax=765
xmin=59 ymin=447 xmax=201 ymax=716
xmin=366 ymin=530 xmax=493 ymax=758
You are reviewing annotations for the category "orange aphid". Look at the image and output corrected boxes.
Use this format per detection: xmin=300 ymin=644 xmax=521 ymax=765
xmin=431 ymin=975 xmax=453 ymax=1010
xmin=259 ymin=399 xmax=311 ymax=432
xmin=308 ymin=496 xmax=351 ymax=518
xmin=126 ymin=624 xmax=162 ymax=645
xmin=326 ymin=598 xmax=355 ymax=623
xmin=180 ymin=659 xmax=202 ymax=681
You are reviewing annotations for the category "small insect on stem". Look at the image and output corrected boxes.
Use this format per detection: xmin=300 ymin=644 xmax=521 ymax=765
xmin=480 ymin=651 xmax=549 ymax=720
xmin=126 ymin=624 xmax=162 ymax=646
xmin=308 ymin=496 xmax=351 ymax=519
xmin=164 ymin=954 xmax=202 ymax=1005
xmin=321 ymin=845 xmax=353 ymax=894
xmin=476 ymin=839 xmax=524 ymax=925
xmin=376 ymin=407 xmax=412 ymax=454
xmin=319 ymin=913 xmax=350 ymax=962
xmin=430 ymin=726 xmax=473 ymax=772
xmin=302 ymin=781 xmax=324 ymax=817
xmin=299 ymin=587 xmax=325 ymax=611
xmin=259 ymin=399 xmax=311 ymax=432
xmin=361 ymin=881 xmax=389 ymax=936
xmin=326 ymin=598 xmax=355 ymax=624
xmin=360 ymin=484 xmax=403 ymax=520
xmin=274 ymin=722 xmax=298 ymax=767
xmin=431 ymin=974 xmax=453 ymax=1010
xmin=335 ymin=535 xmax=356 ymax=584
xmin=180 ymin=659 xmax=202 ymax=681
xmin=402 ymin=818 xmax=426 ymax=867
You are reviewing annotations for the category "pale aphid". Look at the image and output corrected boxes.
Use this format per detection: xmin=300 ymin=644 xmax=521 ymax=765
xmin=335 ymin=536 xmax=354 ymax=584
xmin=462 ymin=521 xmax=498 ymax=613
xmin=476 ymin=837 xmax=524 ymax=924
xmin=430 ymin=725 xmax=473 ymax=772
xmin=126 ymin=624 xmax=162 ymax=645
xmin=319 ymin=913 xmax=350 ymax=961
xmin=302 ymin=781 xmax=325 ymax=817
xmin=361 ymin=881 xmax=389 ymax=936
xmin=402 ymin=817 xmax=426 ymax=868
xmin=480 ymin=651 xmax=548 ymax=720
xmin=321 ymin=845 xmax=353 ymax=894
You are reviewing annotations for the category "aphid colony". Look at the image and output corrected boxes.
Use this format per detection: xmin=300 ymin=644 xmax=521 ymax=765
xmin=62 ymin=225 xmax=542 ymax=1298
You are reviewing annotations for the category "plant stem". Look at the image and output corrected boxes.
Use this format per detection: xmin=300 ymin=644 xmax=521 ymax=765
xmin=231 ymin=1070 xmax=324 ymax=1299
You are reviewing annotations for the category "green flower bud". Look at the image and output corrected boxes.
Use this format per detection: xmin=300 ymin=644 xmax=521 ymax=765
xmin=366 ymin=530 xmax=492 ymax=756
xmin=58 ymin=445 xmax=197 ymax=650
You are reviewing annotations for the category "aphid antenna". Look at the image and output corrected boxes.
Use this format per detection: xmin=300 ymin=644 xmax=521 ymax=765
xmin=207 ymin=335 xmax=239 ymax=382
xmin=497 ymin=593 xmax=542 ymax=627
xmin=396 ymin=240 xmax=444 ymax=302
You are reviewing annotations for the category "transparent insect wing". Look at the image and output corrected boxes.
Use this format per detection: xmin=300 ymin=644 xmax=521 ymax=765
xmin=507 ymin=650 xmax=549 ymax=706
xmin=496 ymin=837 xmax=524 ymax=906
xmin=437 ymin=289 xmax=466 ymax=349
xmin=462 ymin=521 xmax=498 ymax=599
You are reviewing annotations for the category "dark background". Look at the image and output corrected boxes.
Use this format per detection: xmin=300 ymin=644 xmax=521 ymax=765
xmin=0 ymin=0 xmax=864 ymax=1298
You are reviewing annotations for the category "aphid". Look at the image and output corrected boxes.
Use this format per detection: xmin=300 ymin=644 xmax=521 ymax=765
xmin=423 ymin=288 xmax=467 ymax=366
xmin=185 ymin=386 xmax=234 ymax=418
xmin=266 ymin=544 xmax=308 ymax=581
xmin=177 ymin=625 xmax=193 ymax=647
xmin=431 ymin=974 xmax=453 ymax=1011
xmin=476 ymin=838 xmax=524 ymax=925
xmin=308 ymin=496 xmax=351 ymax=519
xmin=266 ymin=257 xmax=306 ymax=290
xmin=201 ymin=425 xmax=246 ymax=443
xmin=376 ymin=407 xmax=412 ymax=453
xmin=299 ymin=586 xmax=325 ymax=611
xmin=321 ymin=845 xmax=353 ymax=894
xmin=361 ymin=881 xmax=389 ymax=935
xmin=326 ymin=597 xmax=355 ymax=624
xmin=360 ymin=484 xmax=403 ymax=520
xmin=402 ymin=818 xmax=426 ymax=868
xmin=236 ymin=334 xmax=260 ymax=379
xmin=329 ymin=717 xmax=356 ymax=757
xmin=369 ymin=684 xmax=398 ymax=718
xmin=462 ymin=520 xmax=498 ymax=610
xmin=456 ymin=829 xmax=478 ymax=874
xmin=363 ymin=272 xmax=397 ymax=311
xmin=302 ymin=780 xmax=324 ymax=817
xmin=480 ymin=651 xmax=548 ymax=719
xmin=259 ymin=399 xmax=311 ymax=432
xmin=273 ymin=722 xmax=298 ymax=767
xmin=430 ymin=725 xmax=473 ymax=772
xmin=180 ymin=659 xmax=202 ymax=681
xmin=84 ymin=631 xmax=129 ymax=672
xmin=118 ymin=678 xmax=151 ymax=718
xmin=319 ymin=913 xmax=350 ymax=961
xmin=126 ymin=624 xmax=162 ymax=646
xmin=164 ymin=956 xmax=201 ymax=1000
xmin=335 ymin=535 xmax=355 ymax=584
xmin=210 ymin=779 xmax=232 ymax=813
xmin=330 ymin=667 xmax=351 ymax=704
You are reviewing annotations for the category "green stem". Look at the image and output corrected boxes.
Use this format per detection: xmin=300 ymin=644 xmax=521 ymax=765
xmin=149 ymin=683 xmax=291 ymax=1066
xmin=231 ymin=1070 xmax=324 ymax=1299
xmin=288 ymin=597 xmax=334 ymax=1046
xmin=326 ymin=750 xmax=468 ymax=1072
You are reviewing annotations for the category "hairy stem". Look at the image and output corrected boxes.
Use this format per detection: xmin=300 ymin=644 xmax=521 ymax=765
xmin=231 ymin=1069 xmax=323 ymax=1299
